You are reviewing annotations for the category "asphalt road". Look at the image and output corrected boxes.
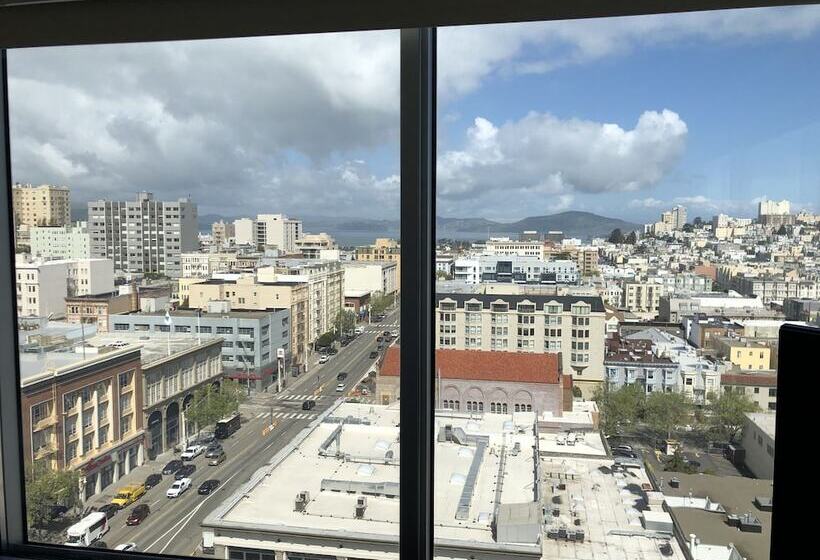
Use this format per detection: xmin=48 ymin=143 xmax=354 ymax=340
xmin=96 ymin=307 xmax=400 ymax=555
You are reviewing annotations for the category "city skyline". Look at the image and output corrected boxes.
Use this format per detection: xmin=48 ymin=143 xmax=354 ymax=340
xmin=7 ymin=5 xmax=820 ymax=223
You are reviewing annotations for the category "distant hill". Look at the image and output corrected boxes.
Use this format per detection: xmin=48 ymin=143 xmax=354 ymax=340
xmin=438 ymin=211 xmax=641 ymax=240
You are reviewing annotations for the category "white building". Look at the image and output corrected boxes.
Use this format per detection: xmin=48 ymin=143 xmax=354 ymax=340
xmin=484 ymin=237 xmax=543 ymax=257
xmin=29 ymin=221 xmax=90 ymax=260
xmin=87 ymin=192 xmax=199 ymax=277
xmin=256 ymin=214 xmax=303 ymax=252
xmin=741 ymin=412 xmax=775 ymax=479
xmin=295 ymin=232 xmax=337 ymax=259
xmin=343 ymin=261 xmax=398 ymax=296
xmin=453 ymin=255 xmax=578 ymax=284
xmin=233 ymin=218 xmax=256 ymax=246
xmin=15 ymin=257 xmax=114 ymax=317
xmin=758 ymin=199 xmax=790 ymax=218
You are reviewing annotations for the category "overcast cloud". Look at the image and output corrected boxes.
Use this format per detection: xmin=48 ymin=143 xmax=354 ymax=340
xmin=8 ymin=6 xmax=820 ymax=220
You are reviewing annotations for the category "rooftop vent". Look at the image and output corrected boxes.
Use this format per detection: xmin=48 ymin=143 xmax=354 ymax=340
xmin=355 ymin=496 xmax=367 ymax=519
xmin=294 ymin=490 xmax=310 ymax=512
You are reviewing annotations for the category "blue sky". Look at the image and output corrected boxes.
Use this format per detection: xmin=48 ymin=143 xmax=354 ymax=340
xmin=9 ymin=7 xmax=820 ymax=223
xmin=436 ymin=9 xmax=820 ymax=222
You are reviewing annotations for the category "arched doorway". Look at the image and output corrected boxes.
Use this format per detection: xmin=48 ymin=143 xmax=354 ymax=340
xmin=166 ymin=402 xmax=180 ymax=449
xmin=147 ymin=410 xmax=163 ymax=460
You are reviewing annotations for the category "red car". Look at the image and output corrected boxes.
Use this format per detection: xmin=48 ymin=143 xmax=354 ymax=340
xmin=126 ymin=504 xmax=150 ymax=526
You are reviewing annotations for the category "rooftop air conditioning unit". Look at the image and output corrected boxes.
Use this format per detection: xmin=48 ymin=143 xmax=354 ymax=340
xmin=355 ymin=496 xmax=367 ymax=519
xmin=294 ymin=490 xmax=310 ymax=512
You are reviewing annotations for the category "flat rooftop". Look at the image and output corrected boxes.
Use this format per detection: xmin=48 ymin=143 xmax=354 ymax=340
xmin=662 ymin=473 xmax=773 ymax=560
xmin=125 ymin=308 xmax=286 ymax=320
xmin=206 ymin=402 xmax=542 ymax=556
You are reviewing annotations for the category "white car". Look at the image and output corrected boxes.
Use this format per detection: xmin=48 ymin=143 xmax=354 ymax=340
xmin=390 ymin=330 xmax=399 ymax=337
xmin=167 ymin=478 xmax=192 ymax=498
xmin=181 ymin=444 xmax=206 ymax=461
xmin=318 ymin=354 xmax=329 ymax=364
xmin=354 ymin=327 xmax=364 ymax=335
xmin=114 ymin=543 xmax=138 ymax=552
xmin=336 ymin=383 xmax=346 ymax=392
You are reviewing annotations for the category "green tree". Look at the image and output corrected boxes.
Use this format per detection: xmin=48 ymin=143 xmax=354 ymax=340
xmin=625 ymin=231 xmax=638 ymax=244
xmin=644 ymin=391 xmax=691 ymax=439
xmin=664 ymin=448 xmax=697 ymax=474
xmin=608 ymin=228 xmax=625 ymax=244
xmin=185 ymin=380 xmax=247 ymax=437
xmin=25 ymin=460 xmax=81 ymax=528
xmin=594 ymin=384 xmax=646 ymax=436
xmin=334 ymin=309 xmax=356 ymax=336
xmin=706 ymin=390 xmax=759 ymax=442
xmin=435 ymin=270 xmax=452 ymax=281
xmin=370 ymin=293 xmax=395 ymax=317
xmin=316 ymin=331 xmax=336 ymax=348
xmin=682 ymin=223 xmax=695 ymax=233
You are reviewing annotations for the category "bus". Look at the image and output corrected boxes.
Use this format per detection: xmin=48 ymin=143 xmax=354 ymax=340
xmin=65 ymin=512 xmax=109 ymax=547
xmin=214 ymin=412 xmax=240 ymax=439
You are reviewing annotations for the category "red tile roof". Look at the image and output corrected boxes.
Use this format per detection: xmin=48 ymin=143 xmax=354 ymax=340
xmin=380 ymin=346 xmax=561 ymax=384
xmin=721 ymin=373 xmax=778 ymax=387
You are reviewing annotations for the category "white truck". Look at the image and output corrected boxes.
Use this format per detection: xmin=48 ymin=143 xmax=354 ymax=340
xmin=181 ymin=444 xmax=206 ymax=461
xmin=167 ymin=478 xmax=192 ymax=498
xmin=65 ymin=512 xmax=109 ymax=547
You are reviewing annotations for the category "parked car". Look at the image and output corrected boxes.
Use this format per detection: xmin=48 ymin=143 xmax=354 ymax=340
xmin=166 ymin=478 xmax=192 ymax=498
xmin=614 ymin=444 xmax=633 ymax=452
xmin=96 ymin=504 xmax=119 ymax=519
xmin=318 ymin=354 xmax=329 ymax=364
xmin=125 ymin=504 xmax=150 ymax=526
xmin=204 ymin=444 xmax=224 ymax=458
xmin=198 ymin=479 xmax=221 ymax=495
xmin=327 ymin=347 xmax=338 ymax=355
xmin=336 ymin=383 xmax=346 ymax=392
xmin=115 ymin=543 xmax=138 ymax=552
xmin=336 ymin=372 xmax=348 ymax=381
xmin=181 ymin=444 xmax=206 ymax=461
xmin=175 ymin=464 xmax=196 ymax=480
xmin=196 ymin=432 xmax=216 ymax=445
xmin=613 ymin=449 xmax=638 ymax=459
xmin=302 ymin=399 xmax=316 ymax=410
xmin=354 ymin=327 xmax=364 ymax=335
xmin=369 ymin=351 xmax=379 ymax=359
xmin=143 ymin=473 xmax=163 ymax=490
xmin=340 ymin=338 xmax=350 ymax=347
xmin=162 ymin=460 xmax=184 ymax=475
xmin=208 ymin=450 xmax=226 ymax=466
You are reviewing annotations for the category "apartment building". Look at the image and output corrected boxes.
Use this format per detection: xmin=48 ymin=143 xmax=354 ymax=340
xmin=734 ymin=275 xmax=818 ymax=304
xmin=356 ymin=238 xmax=401 ymax=290
xmin=452 ymin=255 xmax=578 ymax=284
xmin=15 ymin=257 xmax=114 ymax=317
xmin=483 ymin=237 xmax=542 ymax=257
xmin=435 ymin=292 xmax=606 ymax=397
xmin=233 ymin=218 xmax=255 ymax=246
xmin=574 ymin=246 xmax=599 ymax=276
xmin=12 ymin=183 xmax=71 ymax=229
xmin=65 ymin=289 xmax=139 ymax=333
xmin=721 ymin=370 xmax=777 ymax=411
xmin=87 ymin=192 xmax=199 ymax=277
xmin=741 ymin=412 xmax=776 ymax=479
xmin=19 ymin=344 xmax=144 ymax=502
xmin=713 ymin=337 xmax=772 ymax=370
xmin=604 ymin=336 xmax=680 ymax=394
xmin=111 ymin=307 xmax=290 ymax=392
xmin=343 ymin=261 xmax=398 ymax=297
xmin=29 ymin=221 xmax=90 ymax=260
xmin=186 ymin=275 xmax=309 ymax=369
xmin=659 ymin=293 xmax=778 ymax=323
xmin=295 ymin=232 xmax=337 ymax=259
xmin=211 ymin=220 xmax=235 ymax=249
xmin=622 ymin=281 xmax=666 ymax=317
xmin=256 ymin=214 xmax=302 ymax=253
xmin=180 ymin=252 xmax=247 ymax=278
xmin=260 ymin=260 xmax=344 ymax=343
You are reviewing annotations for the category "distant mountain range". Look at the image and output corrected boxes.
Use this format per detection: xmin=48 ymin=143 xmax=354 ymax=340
xmin=73 ymin=205 xmax=640 ymax=244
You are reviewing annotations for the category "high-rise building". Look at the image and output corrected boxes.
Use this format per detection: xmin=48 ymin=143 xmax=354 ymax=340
xmin=355 ymin=238 xmax=401 ymax=290
xmin=255 ymin=214 xmax=302 ymax=253
xmin=211 ymin=220 xmax=235 ymax=249
xmin=758 ymin=199 xmax=795 ymax=227
xmin=12 ymin=183 xmax=71 ymax=229
xmin=87 ymin=192 xmax=198 ymax=277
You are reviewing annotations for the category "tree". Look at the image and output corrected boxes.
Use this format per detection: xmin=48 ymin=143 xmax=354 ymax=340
xmin=185 ymin=380 xmax=247 ymax=438
xmin=776 ymin=224 xmax=788 ymax=236
xmin=608 ymin=228 xmax=625 ymax=244
xmin=571 ymin=386 xmax=583 ymax=398
xmin=594 ymin=384 xmax=646 ymax=436
xmin=644 ymin=391 xmax=691 ymax=439
xmin=681 ymin=223 xmax=694 ymax=233
xmin=315 ymin=331 xmax=336 ymax=349
xmin=625 ymin=231 xmax=638 ymax=244
xmin=25 ymin=460 xmax=81 ymax=528
xmin=435 ymin=270 xmax=452 ymax=281
xmin=706 ymin=390 xmax=759 ymax=442
xmin=370 ymin=293 xmax=395 ymax=317
xmin=334 ymin=309 xmax=356 ymax=335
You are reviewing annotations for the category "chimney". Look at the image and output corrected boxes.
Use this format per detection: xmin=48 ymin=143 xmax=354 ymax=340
xmin=130 ymin=282 xmax=139 ymax=311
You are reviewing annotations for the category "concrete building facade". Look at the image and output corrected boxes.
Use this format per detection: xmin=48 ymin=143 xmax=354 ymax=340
xmin=29 ymin=221 xmax=91 ymax=260
xmin=12 ymin=183 xmax=71 ymax=229
xmin=343 ymin=261 xmax=398 ymax=297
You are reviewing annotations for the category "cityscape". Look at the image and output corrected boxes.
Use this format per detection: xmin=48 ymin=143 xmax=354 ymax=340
xmin=9 ymin=6 xmax=820 ymax=560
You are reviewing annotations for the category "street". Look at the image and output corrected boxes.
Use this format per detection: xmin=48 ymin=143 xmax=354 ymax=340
xmin=91 ymin=307 xmax=400 ymax=555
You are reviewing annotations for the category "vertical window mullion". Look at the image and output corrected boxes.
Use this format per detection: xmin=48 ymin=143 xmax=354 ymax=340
xmin=400 ymin=27 xmax=435 ymax=560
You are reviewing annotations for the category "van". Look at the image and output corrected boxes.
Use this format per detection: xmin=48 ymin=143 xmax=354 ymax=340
xmin=110 ymin=484 xmax=146 ymax=509
xmin=65 ymin=512 xmax=109 ymax=547
xmin=202 ymin=531 xmax=215 ymax=555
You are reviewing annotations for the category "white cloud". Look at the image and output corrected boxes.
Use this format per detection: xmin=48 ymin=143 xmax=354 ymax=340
xmin=629 ymin=197 xmax=665 ymax=209
xmin=437 ymin=109 xmax=687 ymax=216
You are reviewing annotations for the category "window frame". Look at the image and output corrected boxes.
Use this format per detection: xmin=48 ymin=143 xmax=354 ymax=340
xmin=0 ymin=2 xmax=803 ymax=560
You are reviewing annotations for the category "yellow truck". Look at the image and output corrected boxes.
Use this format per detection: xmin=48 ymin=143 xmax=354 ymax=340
xmin=110 ymin=484 xmax=146 ymax=509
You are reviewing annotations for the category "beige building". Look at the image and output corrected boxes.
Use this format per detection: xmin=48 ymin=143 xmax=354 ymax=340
xmin=12 ymin=183 xmax=71 ymax=229
xmin=356 ymin=238 xmax=401 ymax=290
xmin=187 ymin=275 xmax=309 ymax=368
xmin=295 ymin=232 xmax=338 ymax=259
xmin=181 ymin=252 xmax=244 ymax=278
xmin=211 ymin=220 xmax=235 ymax=249
xmin=713 ymin=337 xmax=773 ymax=370
xmin=65 ymin=291 xmax=139 ymax=333
xmin=623 ymin=281 xmax=666 ymax=317
xmin=259 ymin=260 xmax=344 ymax=343
xmin=721 ymin=370 xmax=777 ymax=412
xmin=436 ymin=292 xmax=606 ymax=397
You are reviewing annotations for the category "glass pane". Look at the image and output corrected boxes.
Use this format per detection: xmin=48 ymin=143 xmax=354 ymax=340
xmin=9 ymin=30 xmax=400 ymax=557
xmin=435 ymin=7 xmax=818 ymax=560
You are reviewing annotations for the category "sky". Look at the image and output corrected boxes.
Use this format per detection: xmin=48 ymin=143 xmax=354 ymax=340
xmin=8 ymin=5 xmax=820 ymax=224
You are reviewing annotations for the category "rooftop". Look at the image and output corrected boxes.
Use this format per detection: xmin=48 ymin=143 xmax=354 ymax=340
xmin=746 ymin=412 xmax=776 ymax=439
xmin=205 ymin=402 xmax=542 ymax=557
xmin=436 ymin=292 xmax=606 ymax=312
xmin=380 ymin=347 xmax=561 ymax=384
xmin=127 ymin=308 xmax=286 ymax=320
